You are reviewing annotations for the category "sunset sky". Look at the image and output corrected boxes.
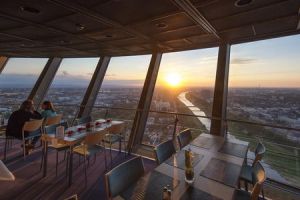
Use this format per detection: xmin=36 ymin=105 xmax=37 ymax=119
xmin=0 ymin=34 xmax=300 ymax=88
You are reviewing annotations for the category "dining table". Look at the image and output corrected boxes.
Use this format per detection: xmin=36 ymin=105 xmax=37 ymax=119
xmin=41 ymin=119 xmax=125 ymax=186
xmin=117 ymin=133 xmax=249 ymax=200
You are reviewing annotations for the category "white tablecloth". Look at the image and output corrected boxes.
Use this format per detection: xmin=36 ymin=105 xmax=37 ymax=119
xmin=0 ymin=160 xmax=15 ymax=181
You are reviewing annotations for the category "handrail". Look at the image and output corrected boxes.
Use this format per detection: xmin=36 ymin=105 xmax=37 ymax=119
xmin=1 ymin=103 xmax=300 ymax=132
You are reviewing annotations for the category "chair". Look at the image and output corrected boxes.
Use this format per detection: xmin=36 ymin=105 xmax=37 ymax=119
xmin=103 ymin=122 xmax=126 ymax=167
xmin=154 ymin=140 xmax=176 ymax=164
xmin=239 ymin=142 xmax=266 ymax=193
xmin=73 ymin=129 xmax=108 ymax=184
xmin=44 ymin=114 xmax=62 ymax=126
xmin=105 ymin=157 xmax=145 ymax=200
xmin=41 ymin=121 xmax=69 ymax=176
xmin=21 ymin=119 xmax=44 ymax=159
xmin=74 ymin=116 xmax=92 ymax=125
xmin=235 ymin=161 xmax=266 ymax=200
xmin=177 ymin=129 xmax=192 ymax=149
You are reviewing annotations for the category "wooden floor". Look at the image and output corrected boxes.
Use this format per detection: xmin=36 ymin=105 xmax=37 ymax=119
xmin=0 ymin=139 xmax=156 ymax=200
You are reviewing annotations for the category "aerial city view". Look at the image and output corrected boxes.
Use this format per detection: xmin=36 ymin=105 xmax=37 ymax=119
xmin=0 ymin=35 xmax=299 ymax=189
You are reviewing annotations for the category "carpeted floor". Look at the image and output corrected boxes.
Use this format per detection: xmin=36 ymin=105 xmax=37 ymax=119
xmin=0 ymin=139 xmax=156 ymax=200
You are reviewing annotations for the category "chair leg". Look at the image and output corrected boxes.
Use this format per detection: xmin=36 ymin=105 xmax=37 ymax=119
xmin=23 ymin=140 xmax=26 ymax=160
xmin=245 ymin=181 xmax=248 ymax=191
xmin=56 ymin=151 xmax=59 ymax=176
xmin=87 ymin=157 xmax=90 ymax=168
xmin=109 ymin=143 xmax=113 ymax=168
xmin=103 ymin=143 xmax=107 ymax=170
xmin=261 ymin=186 xmax=265 ymax=199
xmin=63 ymin=150 xmax=66 ymax=161
xmin=123 ymin=139 xmax=126 ymax=158
xmin=238 ymin=180 xmax=241 ymax=189
xmin=4 ymin=137 xmax=8 ymax=160
xmin=84 ymin=156 xmax=87 ymax=186
xmin=40 ymin=142 xmax=44 ymax=171
xmin=66 ymin=152 xmax=69 ymax=178
xmin=93 ymin=154 xmax=96 ymax=164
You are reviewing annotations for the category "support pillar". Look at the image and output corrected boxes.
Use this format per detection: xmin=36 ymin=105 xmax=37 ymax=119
xmin=128 ymin=52 xmax=162 ymax=152
xmin=28 ymin=57 xmax=62 ymax=107
xmin=210 ymin=43 xmax=230 ymax=136
xmin=0 ymin=56 xmax=9 ymax=74
xmin=77 ymin=56 xmax=110 ymax=118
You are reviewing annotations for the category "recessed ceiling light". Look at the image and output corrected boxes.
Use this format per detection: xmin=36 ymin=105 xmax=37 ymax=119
xmin=19 ymin=6 xmax=40 ymax=14
xmin=75 ymin=23 xmax=85 ymax=31
xmin=156 ymin=23 xmax=168 ymax=29
xmin=234 ymin=0 xmax=254 ymax=7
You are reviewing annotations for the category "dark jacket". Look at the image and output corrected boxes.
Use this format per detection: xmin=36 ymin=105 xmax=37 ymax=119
xmin=6 ymin=110 xmax=42 ymax=139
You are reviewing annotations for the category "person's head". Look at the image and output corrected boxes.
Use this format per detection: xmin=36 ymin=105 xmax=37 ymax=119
xmin=42 ymin=101 xmax=55 ymax=112
xmin=20 ymin=99 xmax=34 ymax=112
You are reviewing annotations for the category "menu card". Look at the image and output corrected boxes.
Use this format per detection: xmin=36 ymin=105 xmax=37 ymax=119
xmin=56 ymin=126 xmax=65 ymax=139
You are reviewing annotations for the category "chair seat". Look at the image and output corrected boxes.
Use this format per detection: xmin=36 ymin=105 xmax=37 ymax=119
xmin=235 ymin=189 xmax=251 ymax=200
xmin=73 ymin=145 xmax=103 ymax=156
xmin=49 ymin=143 xmax=69 ymax=151
xmin=240 ymin=164 xmax=253 ymax=182
xmin=103 ymin=134 xmax=123 ymax=144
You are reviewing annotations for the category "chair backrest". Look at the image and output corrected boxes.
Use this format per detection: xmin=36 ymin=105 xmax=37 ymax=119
xmin=154 ymin=140 xmax=176 ymax=165
xmin=105 ymin=157 xmax=145 ymax=199
xmin=253 ymin=142 xmax=266 ymax=166
xmin=76 ymin=116 xmax=92 ymax=125
xmin=44 ymin=114 xmax=62 ymax=126
xmin=108 ymin=122 xmax=125 ymax=135
xmin=177 ymin=129 xmax=192 ymax=149
xmin=23 ymin=119 xmax=44 ymax=132
xmin=250 ymin=161 xmax=266 ymax=200
xmin=84 ymin=129 xmax=107 ymax=146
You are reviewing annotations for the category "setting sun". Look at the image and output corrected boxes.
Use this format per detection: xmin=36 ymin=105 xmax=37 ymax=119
xmin=165 ymin=73 xmax=182 ymax=87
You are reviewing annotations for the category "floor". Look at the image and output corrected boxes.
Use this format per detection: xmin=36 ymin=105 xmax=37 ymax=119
xmin=0 ymin=139 xmax=156 ymax=200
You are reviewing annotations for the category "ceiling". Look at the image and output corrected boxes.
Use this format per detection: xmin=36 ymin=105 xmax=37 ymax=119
xmin=0 ymin=0 xmax=299 ymax=57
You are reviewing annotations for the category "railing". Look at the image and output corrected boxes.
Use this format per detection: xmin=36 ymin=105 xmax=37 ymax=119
xmin=0 ymin=103 xmax=299 ymax=190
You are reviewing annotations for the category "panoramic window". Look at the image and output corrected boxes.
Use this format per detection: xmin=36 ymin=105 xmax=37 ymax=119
xmin=92 ymin=55 xmax=151 ymax=141
xmin=0 ymin=58 xmax=47 ymax=121
xmin=44 ymin=58 xmax=99 ymax=122
xmin=143 ymin=48 xmax=219 ymax=146
xmin=227 ymin=35 xmax=300 ymax=187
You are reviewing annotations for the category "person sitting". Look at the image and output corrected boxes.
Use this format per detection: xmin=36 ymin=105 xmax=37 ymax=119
xmin=6 ymin=99 xmax=42 ymax=153
xmin=41 ymin=100 xmax=57 ymax=119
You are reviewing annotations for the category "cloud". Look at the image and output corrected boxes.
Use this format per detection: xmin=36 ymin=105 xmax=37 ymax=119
xmin=231 ymin=58 xmax=257 ymax=65
xmin=61 ymin=70 xmax=70 ymax=76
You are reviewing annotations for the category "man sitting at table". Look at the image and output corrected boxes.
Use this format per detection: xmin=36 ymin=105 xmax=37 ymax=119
xmin=6 ymin=99 xmax=42 ymax=154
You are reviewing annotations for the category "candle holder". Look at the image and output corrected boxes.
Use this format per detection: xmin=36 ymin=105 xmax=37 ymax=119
xmin=185 ymin=149 xmax=194 ymax=184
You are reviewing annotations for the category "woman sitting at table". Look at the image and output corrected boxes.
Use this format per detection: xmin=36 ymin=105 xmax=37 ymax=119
xmin=41 ymin=100 xmax=57 ymax=119
xmin=6 ymin=99 xmax=42 ymax=153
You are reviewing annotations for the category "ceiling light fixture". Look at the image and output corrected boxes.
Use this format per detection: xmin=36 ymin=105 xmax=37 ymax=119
xmin=234 ymin=0 xmax=254 ymax=7
xmin=75 ymin=23 xmax=85 ymax=31
xmin=19 ymin=6 xmax=40 ymax=14
xmin=156 ymin=23 xmax=168 ymax=29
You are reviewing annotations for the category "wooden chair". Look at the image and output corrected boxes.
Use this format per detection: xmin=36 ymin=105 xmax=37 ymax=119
xmin=103 ymin=122 xmax=126 ymax=167
xmin=44 ymin=114 xmax=62 ymax=126
xmin=154 ymin=140 xmax=176 ymax=165
xmin=177 ymin=129 xmax=192 ymax=149
xmin=105 ymin=157 xmax=144 ymax=200
xmin=21 ymin=119 xmax=44 ymax=159
xmin=235 ymin=161 xmax=266 ymax=200
xmin=41 ymin=121 xmax=69 ymax=176
xmin=73 ymin=129 xmax=108 ymax=184
xmin=239 ymin=142 xmax=266 ymax=194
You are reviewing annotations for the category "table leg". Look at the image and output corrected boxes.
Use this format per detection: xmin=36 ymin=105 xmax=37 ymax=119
xmin=43 ymin=141 xmax=48 ymax=177
xmin=68 ymin=145 xmax=74 ymax=187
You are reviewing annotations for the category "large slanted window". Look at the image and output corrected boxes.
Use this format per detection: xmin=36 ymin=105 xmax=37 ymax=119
xmin=142 ymin=48 xmax=218 ymax=146
xmin=227 ymin=35 xmax=300 ymax=188
xmin=0 ymin=58 xmax=47 ymax=121
xmin=44 ymin=58 xmax=99 ymax=122
xmin=92 ymin=55 xmax=151 ymax=141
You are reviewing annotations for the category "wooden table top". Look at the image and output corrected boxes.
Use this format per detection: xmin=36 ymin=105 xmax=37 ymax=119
xmin=118 ymin=133 xmax=249 ymax=200
xmin=41 ymin=120 xmax=124 ymax=145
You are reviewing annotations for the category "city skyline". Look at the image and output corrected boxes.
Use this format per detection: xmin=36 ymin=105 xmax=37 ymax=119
xmin=0 ymin=35 xmax=300 ymax=88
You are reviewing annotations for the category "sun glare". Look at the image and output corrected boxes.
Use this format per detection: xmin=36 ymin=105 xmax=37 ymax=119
xmin=165 ymin=73 xmax=182 ymax=87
